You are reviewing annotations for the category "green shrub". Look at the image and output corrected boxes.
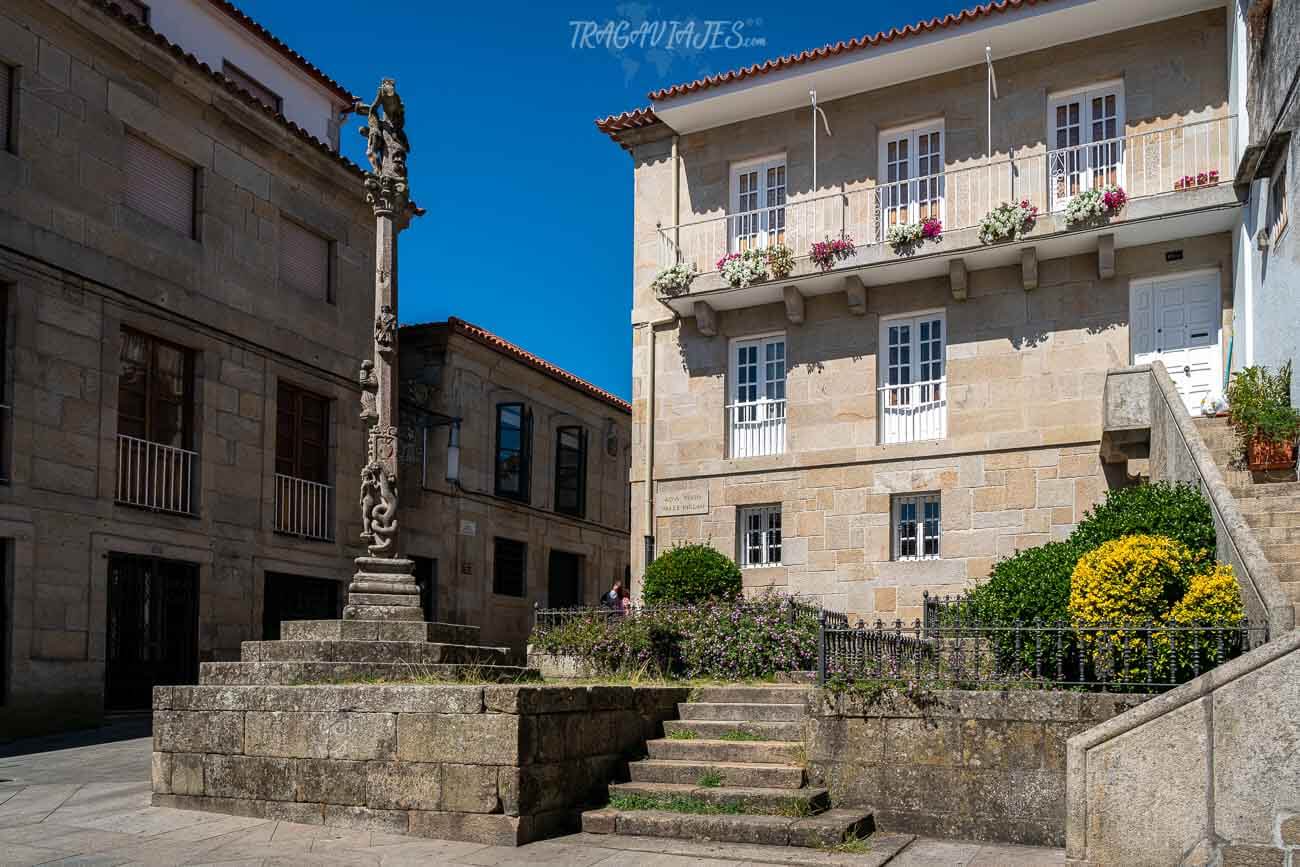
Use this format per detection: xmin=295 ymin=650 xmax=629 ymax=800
xmin=965 ymin=540 xmax=1083 ymax=626
xmin=642 ymin=544 xmax=742 ymax=606
xmin=1227 ymin=362 xmax=1299 ymax=448
xmin=1068 ymin=482 xmax=1215 ymax=570
xmin=678 ymin=596 xmax=818 ymax=679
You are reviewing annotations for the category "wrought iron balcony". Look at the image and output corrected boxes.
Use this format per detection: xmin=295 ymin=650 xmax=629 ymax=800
xmin=274 ymin=473 xmax=334 ymax=542
xmin=728 ymin=399 xmax=787 ymax=458
xmin=115 ymin=434 xmax=198 ymax=516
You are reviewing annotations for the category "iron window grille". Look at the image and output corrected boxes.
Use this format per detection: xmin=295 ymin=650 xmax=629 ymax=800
xmin=893 ymin=493 xmax=940 ymax=561
xmin=739 ymin=504 xmax=782 ymax=567
xmin=493 ymin=537 xmax=527 ymax=597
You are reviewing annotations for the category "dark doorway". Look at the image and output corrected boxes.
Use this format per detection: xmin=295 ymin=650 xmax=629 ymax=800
xmin=106 ymin=553 xmax=199 ymax=711
xmin=262 ymin=572 xmax=339 ymax=640
xmin=547 ymin=550 xmax=583 ymax=608
xmin=412 ymin=556 xmax=437 ymax=624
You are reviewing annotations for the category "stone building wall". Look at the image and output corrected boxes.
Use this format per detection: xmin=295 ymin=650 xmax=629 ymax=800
xmin=0 ymin=0 xmax=374 ymax=736
xmin=400 ymin=326 xmax=633 ymax=652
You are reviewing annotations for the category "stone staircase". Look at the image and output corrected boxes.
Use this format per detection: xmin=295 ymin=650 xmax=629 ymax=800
xmin=582 ymin=685 xmax=880 ymax=849
xmin=1195 ymin=416 xmax=1300 ymax=619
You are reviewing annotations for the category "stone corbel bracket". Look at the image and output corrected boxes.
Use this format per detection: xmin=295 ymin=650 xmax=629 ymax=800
xmin=844 ymin=275 xmax=868 ymax=316
xmin=949 ymin=259 xmax=968 ymax=301
xmin=783 ymin=285 xmax=805 ymax=325
xmin=1098 ymin=233 xmax=1116 ymax=279
xmin=1022 ymin=247 xmax=1039 ymax=291
xmin=694 ymin=300 xmax=718 ymax=337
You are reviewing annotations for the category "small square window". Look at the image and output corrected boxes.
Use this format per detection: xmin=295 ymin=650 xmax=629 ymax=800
xmin=222 ymin=60 xmax=283 ymax=114
xmin=493 ymin=537 xmax=527 ymax=597
xmin=893 ymin=493 xmax=940 ymax=561
xmin=738 ymin=505 xmax=782 ymax=567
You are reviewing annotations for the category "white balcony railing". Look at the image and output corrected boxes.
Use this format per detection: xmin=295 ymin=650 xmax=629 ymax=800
xmin=728 ymin=399 xmax=786 ymax=458
xmin=274 ymin=473 xmax=334 ymax=542
xmin=115 ymin=434 xmax=197 ymax=515
xmin=658 ymin=115 xmax=1236 ymax=273
xmin=879 ymin=379 xmax=947 ymax=445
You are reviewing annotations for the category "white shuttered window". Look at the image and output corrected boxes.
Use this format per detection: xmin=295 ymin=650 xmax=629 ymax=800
xmin=124 ymin=134 xmax=195 ymax=237
xmin=1 ymin=64 xmax=14 ymax=153
xmin=279 ymin=220 xmax=331 ymax=301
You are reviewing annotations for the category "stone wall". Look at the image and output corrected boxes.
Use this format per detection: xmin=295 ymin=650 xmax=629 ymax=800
xmin=807 ymin=688 xmax=1145 ymax=847
xmin=1067 ymin=630 xmax=1300 ymax=866
xmin=151 ymin=683 xmax=689 ymax=845
xmin=0 ymin=0 xmax=374 ymax=735
xmin=399 ymin=326 xmax=633 ymax=651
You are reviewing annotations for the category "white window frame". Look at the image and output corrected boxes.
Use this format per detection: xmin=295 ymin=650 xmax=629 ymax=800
xmin=738 ymin=504 xmax=782 ymax=568
xmin=877 ymin=119 xmax=945 ymax=236
xmin=878 ymin=310 xmax=947 ymax=445
xmin=728 ymin=332 xmax=787 ymax=458
xmin=1047 ymin=80 xmax=1126 ymax=211
xmin=729 ymin=154 xmax=787 ymax=253
xmin=893 ymin=493 xmax=940 ymax=561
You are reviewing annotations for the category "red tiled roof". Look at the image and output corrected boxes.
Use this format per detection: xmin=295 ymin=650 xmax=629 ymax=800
xmin=647 ymin=0 xmax=1052 ymax=101
xmin=408 ymin=318 xmax=631 ymax=414
xmin=595 ymin=107 xmax=662 ymax=133
xmin=199 ymin=0 xmax=357 ymax=105
xmin=95 ymin=1 xmax=364 ymax=178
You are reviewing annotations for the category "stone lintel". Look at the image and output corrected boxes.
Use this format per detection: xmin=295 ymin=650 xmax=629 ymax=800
xmin=782 ymin=285 xmax=805 ymax=325
xmin=1021 ymin=247 xmax=1039 ymax=291
xmin=694 ymin=300 xmax=718 ymax=336
xmin=1098 ymin=233 xmax=1116 ymax=279
xmin=844 ymin=275 xmax=868 ymax=315
xmin=949 ymin=259 xmax=968 ymax=301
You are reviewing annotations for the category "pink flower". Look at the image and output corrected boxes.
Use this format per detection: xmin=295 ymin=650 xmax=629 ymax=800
xmin=716 ymin=252 xmax=741 ymax=272
xmin=921 ymin=217 xmax=943 ymax=238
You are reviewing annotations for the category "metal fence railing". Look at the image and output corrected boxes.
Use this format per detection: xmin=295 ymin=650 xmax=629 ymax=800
xmin=533 ymin=595 xmax=849 ymax=636
xmin=115 ymin=434 xmax=197 ymax=515
xmin=274 ymin=473 xmax=334 ymax=541
xmin=818 ymin=614 xmax=1268 ymax=694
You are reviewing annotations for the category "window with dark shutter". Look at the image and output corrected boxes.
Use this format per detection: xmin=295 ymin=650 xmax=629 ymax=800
xmin=554 ymin=426 xmax=586 ymax=518
xmin=221 ymin=61 xmax=283 ymax=113
xmin=124 ymin=134 xmax=195 ymax=238
xmin=0 ymin=64 xmax=12 ymax=153
xmin=276 ymin=382 xmax=330 ymax=483
xmin=495 ymin=403 xmax=531 ymax=502
xmin=118 ymin=329 xmax=193 ymax=449
xmin=493 ymin=538 xmax=526 ymax=597
xmin=279 ymin=219 xmax=331 ymax=301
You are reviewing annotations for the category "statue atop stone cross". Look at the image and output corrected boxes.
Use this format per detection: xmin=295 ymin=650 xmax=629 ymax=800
xmin=353 ymin=78 xmax=416 ymax=223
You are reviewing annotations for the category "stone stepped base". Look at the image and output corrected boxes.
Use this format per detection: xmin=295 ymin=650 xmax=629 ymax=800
xmin=280 ymin=619 xmax=480 ymax=644
xmin=239 ymin=640 xmax=508 ymax=666
xmin=677 ymin=702 xmax=805 ymax=722
xmin=610 ymin=781 xmax=828 ymax=814
xmin=663 ymin=719 xmax=804 ymax=742
xmin=199 ymin=661 xmax=535 ymax=686
xmin=1231 ymin=481 xmax=1300 ymax=499
xmin=1244 ymin=510 xmax=1300 ymax=529
xmin=582 ymin=806 xmax=874 ymax=848
xmin=691 ymin=686 xmax=811 ymax=704
xmin=646 ymin=738 xmax=804 ymax=765
xmin=630 ymin=758 xmax=805 ymax=789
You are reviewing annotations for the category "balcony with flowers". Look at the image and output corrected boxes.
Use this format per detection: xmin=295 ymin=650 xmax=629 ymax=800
xmin=652 ymin=116 xmax=1240 ymax=320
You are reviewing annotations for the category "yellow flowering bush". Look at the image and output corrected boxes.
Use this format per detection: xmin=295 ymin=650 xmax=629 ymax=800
xmin=1159 ymin=565 xmax=1246 ymax=680
xmin=1069 ymin=535 xmax=1194 ymax=627
xmin=1167 ymin=564 xmax=1244 ymax=627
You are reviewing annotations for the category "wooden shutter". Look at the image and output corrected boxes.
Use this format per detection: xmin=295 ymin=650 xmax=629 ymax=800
xmin=124 ymin=134 xmax=194 ymax=237
xmin=279 ymin=220 xmax=330 ymax=300
xmin=0 ymin=64 xmax=12 ymax=152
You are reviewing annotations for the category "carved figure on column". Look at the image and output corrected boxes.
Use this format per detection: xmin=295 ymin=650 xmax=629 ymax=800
xmin=359 ymin=461 xmax=397 ymax=555
xmin=374 ymin=304 xmax=396 ymax=353
xmin=353 ymin=79 xmax=419 ymax=220
xmin=358 ymin=360 xmax=378 ymax=423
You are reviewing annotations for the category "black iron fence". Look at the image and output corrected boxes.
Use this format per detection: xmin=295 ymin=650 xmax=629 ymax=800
xmin=533 ymin=595 xmax=849 ymax=637
xmin=818 ymin=615 xmax=1268 ymax=693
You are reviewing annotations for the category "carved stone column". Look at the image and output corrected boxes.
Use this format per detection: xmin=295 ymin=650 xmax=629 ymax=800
xmin=344 ymin=79 xmax=424 ymax=622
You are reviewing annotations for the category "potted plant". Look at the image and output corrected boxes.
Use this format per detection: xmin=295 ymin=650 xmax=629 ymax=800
xmin=887 ymin=216 xmax=942 ymax=255
xmin=716 ymin=248 xmax=769 ymax=288
xmin=978 ymin=200 xmax=1039 ymax=245
xmin=764 ymin=244 xmax=795 ymax=279
xmin=651 ymin=263 xmax=698 ymax=297
xmin=1226 ymin=362 xmax=1300 ymax=471
xmin=809 ymin=236 xmax=856 ymax=272
xmin=1064 ymin=185 xmax=1127 ymax=226
xmin=1174 ymin=170 xmax=1220 ymax=191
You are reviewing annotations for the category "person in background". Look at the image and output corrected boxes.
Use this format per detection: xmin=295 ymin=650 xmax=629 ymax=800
xmin=601 ymin=580 xmax=625 ymax=612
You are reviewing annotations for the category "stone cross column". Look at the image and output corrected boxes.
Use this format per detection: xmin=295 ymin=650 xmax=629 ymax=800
xmin=344 ymin=79 xmax=425 ymax=622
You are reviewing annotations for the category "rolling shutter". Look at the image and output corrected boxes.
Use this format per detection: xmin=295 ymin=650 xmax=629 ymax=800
xmin=124 ymin=133 xmax=195 ymax=237
xmin=0 ymin=64 xmax=12 ymax=152
xmin=279 ymin=219 xmax=330 ymax=300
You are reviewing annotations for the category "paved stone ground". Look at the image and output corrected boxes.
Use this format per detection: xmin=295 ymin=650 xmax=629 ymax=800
xmin=0 ymin=723 xmax=1065 ymax=866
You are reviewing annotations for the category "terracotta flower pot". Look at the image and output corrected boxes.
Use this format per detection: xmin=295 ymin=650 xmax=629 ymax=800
xmin=1247 ymin=436 xmax=1298 ymax=471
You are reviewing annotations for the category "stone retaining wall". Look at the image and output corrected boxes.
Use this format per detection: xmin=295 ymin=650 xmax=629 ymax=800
xmin=151 ymin=683 xmax=690 ymax=845
xmin=806 ymin=689 xmax=1145 ymax=847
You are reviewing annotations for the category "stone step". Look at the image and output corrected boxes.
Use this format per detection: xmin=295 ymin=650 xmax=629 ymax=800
xmin=629 ymin=759 xmax=805 ymax=789
xmin=342 ymin=603 xmax=423 ymax=621
xmin=646 ymin=738 xmax=805 ymax=765
xmin=345 ymin=593 xmax=422 ymax=608
xmin=677 ymin=702 xmax=805 ymax=723
xmin=279 ymin=619 xmax=480 ymax=645
xmin=690 ymin=686 xmax=811 ymax=705
xmin=662 ymin=719 xmax=804 ymax=742
xmin=1260 ymin=544 xmax=1300 ymax=564
xmin=1243 ymin=511 xmax=1300 ymax=529
xmin=582 ymin=807 xmax=874 ymax=848
xmin=1230 ymin=482 xmax=1300 ymax=499
xmin=239 ymin=640 xmax=507 ymax=666
xmin=1276 ymin=563 xmax=1300 ymax=582
xmin=775 ymin=671 xmax=818 ymax=684
xmin=199 ymin=661 xmax=535 ymax=686
xmin=609 ymin=781 xmax=829 ymax=816
xmin=1235 ymin=495 xmax=1300 ymax=514
xmin=1249 ymin=525 xmax=1300 ymax=544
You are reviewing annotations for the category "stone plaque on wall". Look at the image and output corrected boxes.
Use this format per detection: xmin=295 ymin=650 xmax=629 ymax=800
xmin=656 ymin=484 xmax=709 ymax=517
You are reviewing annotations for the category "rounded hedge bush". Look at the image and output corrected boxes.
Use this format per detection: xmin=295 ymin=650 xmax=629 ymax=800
xmin=965 ymin=540 xmax=1083 ymax=626
xmin=1166 ymin=564 xmax=1244 ymax=627
xmin=1068 ymin=482 xmax=1215 ymax=570
xmin=642 ymin=544 xmax=742 ymax=606
xmin=1069 ymin=534 xmax=1194 ymax=627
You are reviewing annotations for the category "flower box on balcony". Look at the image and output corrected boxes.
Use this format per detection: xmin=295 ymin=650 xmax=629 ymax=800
xmin=1247 ymin=436 xmax=1297 ymax=472
xmin=887 ymin=217 xmax=942 ymax=255
xmin=1174 ymin=171 xmax=1220 ymax=192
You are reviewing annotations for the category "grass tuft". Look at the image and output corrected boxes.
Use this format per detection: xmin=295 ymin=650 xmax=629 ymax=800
xmin=718 ymin=729 xmax=763 ymax=742
xmin=609 ymin=793 xmax=744 ymax=815
xmin=666 ymin=729 xmax=698 ymax=740
xmin=820 ymin=830 xmax=873 ymax=854
xmin=696 ymin=770 xmax=723 ymax=788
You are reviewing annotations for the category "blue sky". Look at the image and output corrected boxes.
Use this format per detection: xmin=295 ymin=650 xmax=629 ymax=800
xmin=240 ymin=1 xmax=975 ymax=400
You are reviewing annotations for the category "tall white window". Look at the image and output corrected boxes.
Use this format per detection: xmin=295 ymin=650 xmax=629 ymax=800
xmin=878 ymin=122 xmax=944 ymax=238
xmin=739 ymin=505 xmax=782 ymax=567
xmin=730 ymin=156 xmax=786 ymax=253
xmin=729 ymin=334 xmax=786 ymax=458
xmin=124 ymin=133 xmax=196 ymax=238
xmin=893 ymin=493 xmax=940 ymax=561
xmin=1048 ymin=83 xmax=1125 ymax=211
xmin=880 ymin=312 xmax=946 ymax=444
